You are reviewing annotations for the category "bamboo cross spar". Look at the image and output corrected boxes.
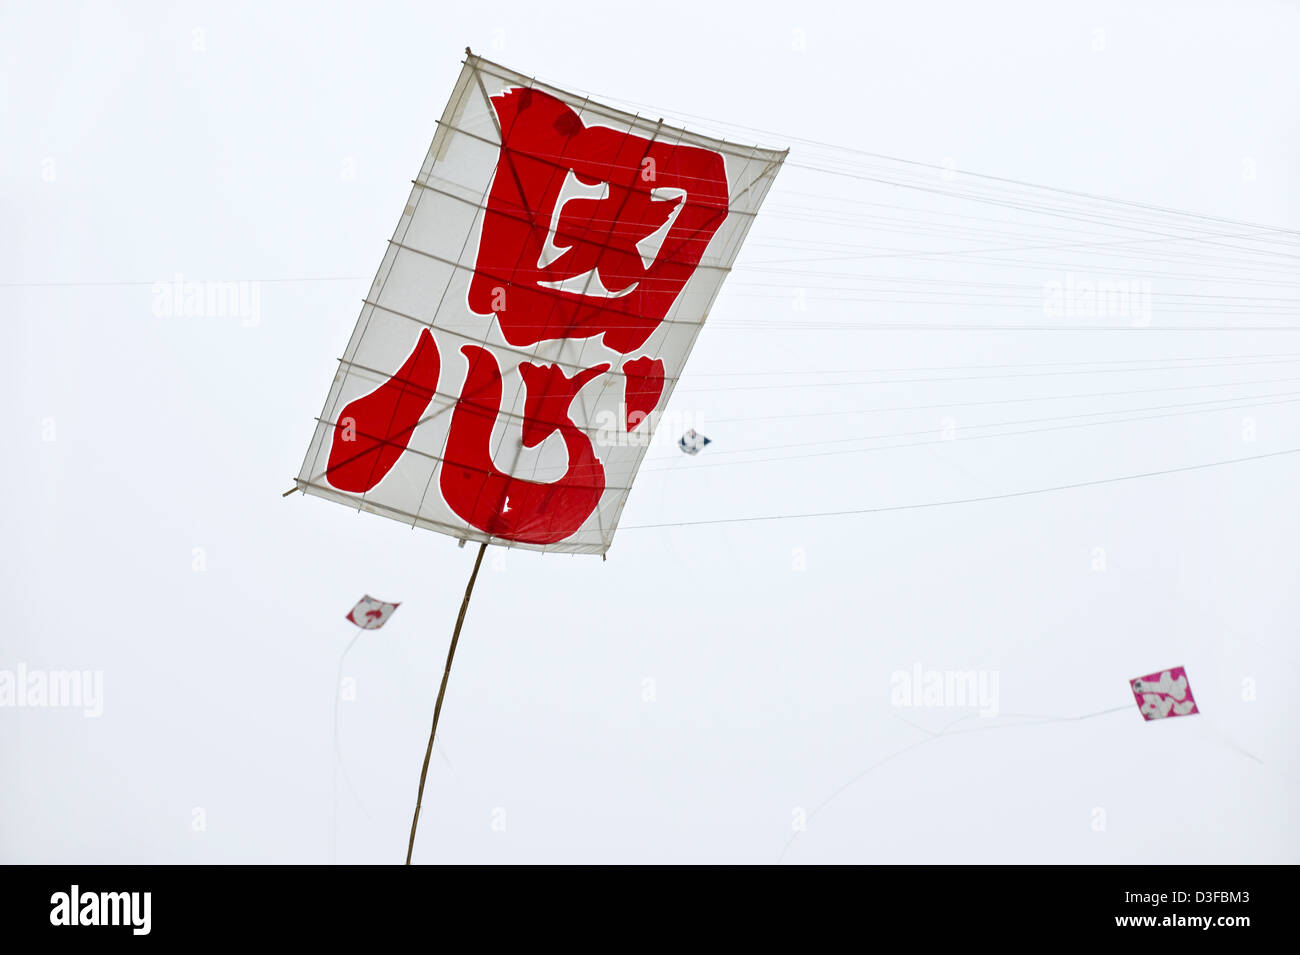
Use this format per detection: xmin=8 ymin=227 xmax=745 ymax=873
xmin=405 ymin=540 xmax=487 ymax=864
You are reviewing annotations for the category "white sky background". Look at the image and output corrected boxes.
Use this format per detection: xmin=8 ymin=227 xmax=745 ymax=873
xmin=2 ymin=0 xmax=1298 ymax=863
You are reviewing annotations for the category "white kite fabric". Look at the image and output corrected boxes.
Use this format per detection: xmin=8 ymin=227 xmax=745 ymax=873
xmin=295 ymin=53 xmax=785 ymax=554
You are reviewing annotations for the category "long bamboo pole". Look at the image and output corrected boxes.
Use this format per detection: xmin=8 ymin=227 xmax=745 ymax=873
xmin=405 ymin=540 xmax=488 ymax=864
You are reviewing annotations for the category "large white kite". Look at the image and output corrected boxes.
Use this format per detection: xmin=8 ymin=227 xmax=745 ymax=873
xmin=294 ymin=53 xmax=785 ymax=554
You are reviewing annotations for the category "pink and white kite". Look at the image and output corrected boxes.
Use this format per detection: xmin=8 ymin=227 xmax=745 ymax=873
xmin=345 ymin=595 xmax=400 ymax=630
xmin=1130 ymin=666 xmax=1197 ymax=721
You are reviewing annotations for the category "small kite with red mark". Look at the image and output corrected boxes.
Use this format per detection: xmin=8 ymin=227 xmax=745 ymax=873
xmin=346 ymin=595 xmax=400 ymax=630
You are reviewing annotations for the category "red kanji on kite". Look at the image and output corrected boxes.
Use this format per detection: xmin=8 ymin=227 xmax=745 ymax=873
xmin=323 ymin=87 xmax=731 ymax=543
xmin=438 ymin=345 xmax=610 ymax=544
xmin=326 ymin=329 xmax=440 ymax=493
xmin=467 ymin=87 xmax=729 ymax=353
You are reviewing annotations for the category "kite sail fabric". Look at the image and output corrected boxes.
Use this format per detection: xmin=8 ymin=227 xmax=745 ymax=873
xmin=294 ymin=53 xmax=786 ymax=554
xmin=1130 ymin=666 xmax=1198 ymax=720
xmin=346 ymin=596 xmax=400 ymax=630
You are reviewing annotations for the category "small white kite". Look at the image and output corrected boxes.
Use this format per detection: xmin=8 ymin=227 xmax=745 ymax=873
xmin=345 ymin=595 xmax=400 ymax=630
xmin=678 ymin=429 xmax=712 ymax=455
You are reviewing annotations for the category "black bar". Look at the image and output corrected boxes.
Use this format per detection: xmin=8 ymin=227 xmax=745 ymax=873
xmin=1 ymin=864 xmax=1284 ymax=941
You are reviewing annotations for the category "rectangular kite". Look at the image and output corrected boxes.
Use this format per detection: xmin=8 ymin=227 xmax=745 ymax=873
xmin=293 ymin=53 xmax=785 ymax=554
xmin=1130 ymin=666 xmax=1198 ymax=720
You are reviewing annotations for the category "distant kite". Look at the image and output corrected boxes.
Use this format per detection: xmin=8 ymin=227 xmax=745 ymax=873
xmin=679 ymin=429 xmax=712 ymax=455
xmin=1130 ymin=666 xmax=1197 ymax=720
xmin=345 ymin=596 xmax=400 ymax=630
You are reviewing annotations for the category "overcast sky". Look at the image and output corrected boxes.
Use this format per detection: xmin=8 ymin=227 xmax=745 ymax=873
xmin=3 ymin=0 xmax=1298 ymax=863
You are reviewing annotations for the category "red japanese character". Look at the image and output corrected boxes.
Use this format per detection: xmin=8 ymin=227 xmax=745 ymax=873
xmin=467 ymin=87 xmax=729 ymax=353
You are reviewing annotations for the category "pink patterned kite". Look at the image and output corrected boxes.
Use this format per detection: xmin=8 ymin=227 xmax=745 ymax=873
xmin=1130 ymin=666 xmax=1197 ymax=721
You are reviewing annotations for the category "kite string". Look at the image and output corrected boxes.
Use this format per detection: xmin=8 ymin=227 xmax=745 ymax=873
xmin=331 ymin=629 xmax=371 ymax=864
xmin=1202 ymin=722 xmax=1266 ymax=766
xmin=628 ymin=446 xmax=1300 ymax=531
xmin=777 ymin=703 xmax=1132 ymax=863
